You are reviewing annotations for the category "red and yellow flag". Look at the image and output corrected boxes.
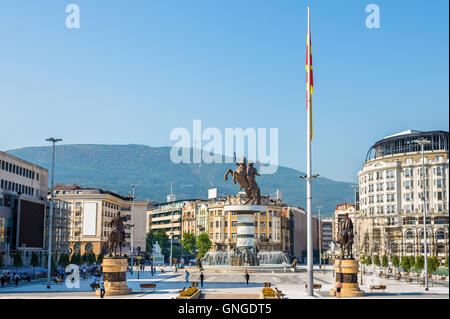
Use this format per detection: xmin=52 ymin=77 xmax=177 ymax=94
xmin=306 ymin=17 xmax=313 ymax=140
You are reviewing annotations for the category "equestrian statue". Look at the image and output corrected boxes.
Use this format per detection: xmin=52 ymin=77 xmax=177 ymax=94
xmin=224 ymin=156 xmax=261 ymax=205
xmin=336 ymin=213 xmax=354 ymax=259
xmin=108 ymin=211 xmax=126 ymax=257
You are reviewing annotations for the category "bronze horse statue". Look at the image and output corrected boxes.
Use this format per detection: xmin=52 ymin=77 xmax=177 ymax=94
xmin=224 ymin=157 xmax=261 ymax=205
xmin=108 ymin=229 xmax=124 ymax=257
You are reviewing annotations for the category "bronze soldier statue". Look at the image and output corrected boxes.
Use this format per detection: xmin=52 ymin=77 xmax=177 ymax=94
xmin=246 ymin=162 xmax=260 ymax=191
xmin=108 ymin=211 xmax=126 ymax=257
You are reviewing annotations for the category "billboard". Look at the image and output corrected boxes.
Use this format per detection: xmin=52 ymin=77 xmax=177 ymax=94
xmin=208 ymin=188 xmax=217 ymax=199
xmin=18 ymin=199 xmax=45 ymax=249
xmin=82 ymin=202 xmax=97 ymax=236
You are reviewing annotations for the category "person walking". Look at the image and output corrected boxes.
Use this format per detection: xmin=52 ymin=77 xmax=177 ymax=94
xmin=14 ymin=273 xmax=19 ymax=287
xmin=200 ymin=271 xmax=205 ymax=288
xmin=1 ymin=274 xmax=5 ymax=288
xmin=244 ymin=269 xmax=250 ymax=286
xmin=99 ymin=281 xmax=105 ymax=298
xmin=185 ymin=269 xmax=190 ymax=283
xmin=336 ymin=281 xmax=342 ymax=298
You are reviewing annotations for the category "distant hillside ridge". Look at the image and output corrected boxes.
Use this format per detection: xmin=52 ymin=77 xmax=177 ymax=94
xmin=6 ymin=144 xmax=354 ymax=217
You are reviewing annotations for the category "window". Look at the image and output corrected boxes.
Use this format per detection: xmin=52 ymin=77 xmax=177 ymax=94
xmin=232 ymin=233 xmax=236 ymax=239
xmin=405 ymin=231 xmax=414 ymax=239
xmin=436 ymin=231 xmax=445 ymax=240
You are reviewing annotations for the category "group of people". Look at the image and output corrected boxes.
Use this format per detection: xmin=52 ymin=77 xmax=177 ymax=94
xmin=182 ymin=268 xmax=250 ymax=288
xmin=0 ymin=272 xmax=31 ymax=288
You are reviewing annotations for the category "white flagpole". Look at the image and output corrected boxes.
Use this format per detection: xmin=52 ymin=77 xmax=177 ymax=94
xmin=306 ymin=4 xmax=314 ymax=297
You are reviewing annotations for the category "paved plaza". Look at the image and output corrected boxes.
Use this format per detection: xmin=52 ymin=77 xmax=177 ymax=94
xmin=0 ymin=265 xmax=448 ymax=299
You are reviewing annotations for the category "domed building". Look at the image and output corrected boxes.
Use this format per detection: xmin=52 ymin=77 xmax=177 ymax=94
xmin=357 ymin=130 xmax=449 ymax=263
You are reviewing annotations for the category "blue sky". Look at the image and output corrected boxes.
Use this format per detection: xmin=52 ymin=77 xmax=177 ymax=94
xmin=0 ymin=0 xmax=448 ymax=183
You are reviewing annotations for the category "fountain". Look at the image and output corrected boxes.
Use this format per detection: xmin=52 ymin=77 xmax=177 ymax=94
xmin=201 ymin=205 xmax=291 ymax=269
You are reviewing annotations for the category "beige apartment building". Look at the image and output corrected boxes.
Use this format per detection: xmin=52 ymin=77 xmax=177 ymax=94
xmin=53 ymin=185 xmax=149 ymax=256
xmin=357 ymin=130 xmax=449 ymax=262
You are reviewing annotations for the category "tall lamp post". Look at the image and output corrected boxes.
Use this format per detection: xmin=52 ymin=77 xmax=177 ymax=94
xmin=351 ymin=184 xmax=362 ymax=284
xmin=316 ymin=205 xmax=323 ymax=273
xmin=415 ymin=137 xmax=431 ymax=291
xmin=130 ymin=184 xmax=138 ymax=275
xmin=45 ymin=137 xmax=62 ymax=289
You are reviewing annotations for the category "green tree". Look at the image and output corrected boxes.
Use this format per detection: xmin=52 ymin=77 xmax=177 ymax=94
xmin=401 ymin=256 xmax=410 ymax=271
xmin=428 ymin=256 xmax=439 ymax=275
xmin=58 ymin=253 xmax=70 ymax=269
xmin=374 ymin=255 xmax=380 ymax=266
xmin=382 ymin=255 xmax=389 ymax=268
xmin=13 ymin=251 xmax=23 ymax=268
xmin=408 ymin=256 xmax=415 ymax=271
xmin=415 ymin=256 xmax=425 ymax=271
xmin=196 ymin=232 xmax=212 ymax=259
xmin=81 ymin=253 xmax=88 ymax=265
xmin=97 ymin=253 xmax=104 ymax=265
xmin=70 ymin=253 xmax=82 ymax=265
xmin=445 ymin=256 xmax=449 ymax=268
xmin=30 ymin=252 xmax=39 ymax=277
xmin=392 ymin=255 xmax=400 ymax=268
xmin=87 ymin=253 xmax=96 ymax=265
xmin=181 ymin=232 xmax=196 ymax=255
xmin=365 ymin=255 xmax=372 ymax=265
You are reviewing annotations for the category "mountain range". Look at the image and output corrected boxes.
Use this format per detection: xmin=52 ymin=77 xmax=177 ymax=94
xmin=6 ymin=144 xmax=355 ymax=217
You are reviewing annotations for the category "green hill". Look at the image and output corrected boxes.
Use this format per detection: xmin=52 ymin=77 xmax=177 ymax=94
xmin=6 ymin=144 xmax=354 ymax=216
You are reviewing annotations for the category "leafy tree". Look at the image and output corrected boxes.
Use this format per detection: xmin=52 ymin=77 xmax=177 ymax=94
xmin=408 ymin=256 xmax=415 ymax=271
xmin=445 ymin=256 xmax=449 ymax=269
xmin=171 ymin=245 xmax=181 ymax=260
xmin=58 ymin=253 xmax=70 ymax=269
xmin=70 ymin=253 xmax=82 ymax=265
xmin=29 ymin=252 xmax=39 ymax=277
xmin=428 ymin=256 xmax=439 ymax=275
xmin=97 ymin=253 xmax=104 ymax=265
xmin=374 ymin=255 xmax=380 ymax=266
xmin=365 ymin=255 xmax=372 ymax=265
xmin=415 ymin=256 xmax=425 ymax=271
xmin=87 ymin=253 xmax=96 ymax=265
xmin=13 ymin=251 xmax=23 ymax=268
xmin=392 ymin=255 xmax=400 ymax=268
xmin=181 ymin=233 xmax=196 ymax=255
xmin=81 ymin=253 xmax=88 ymax=264
xmin=401 ymin=256 xmax=410 ymax=271
xmin=196 ymin=232 xmax=211 ymax=259
xmin=382 ymin=255 xmax=389 ymax=268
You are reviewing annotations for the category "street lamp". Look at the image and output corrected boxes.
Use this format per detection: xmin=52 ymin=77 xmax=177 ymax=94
xmin=130 ymin=184 xmax=138 ymax=275
xmin=300 ymin=173 xmax=319 ymax=297
xmin=316 ymin=205 xmax=323 ymax=273
xmin=415 ymin=137 xmax=431 ymax=291
xmin=45 ymin=137 xmax=62 ymax=289
xmin=351 ymin=184 xmax=363 ymax=285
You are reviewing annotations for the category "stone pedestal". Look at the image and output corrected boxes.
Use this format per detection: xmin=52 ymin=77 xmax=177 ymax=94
xmin=96 ymin=257 xmax=132 ymax=296
xmin=329 ymin=259 xmax=365 ymax=297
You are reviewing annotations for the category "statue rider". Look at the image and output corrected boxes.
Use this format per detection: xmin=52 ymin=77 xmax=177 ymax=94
xmin=246 ymin=162 xmax=260 ymax=191
xmin=111 ymin=211 xmax=126 ymax=242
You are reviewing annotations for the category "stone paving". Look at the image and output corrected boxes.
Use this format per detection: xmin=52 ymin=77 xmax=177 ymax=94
xmin=0 ymin=265 xmax=448 ymax=299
